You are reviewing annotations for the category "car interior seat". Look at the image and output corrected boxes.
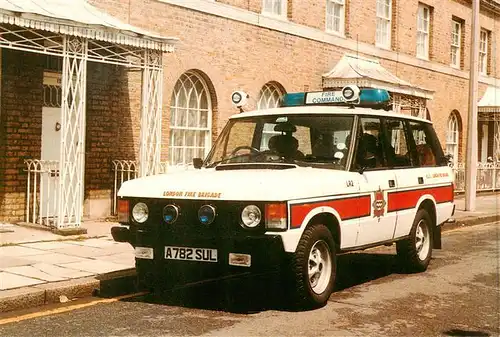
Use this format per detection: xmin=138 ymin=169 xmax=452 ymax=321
xmin=356 ymin=133 xmax=382 ymax=168
xmin=268 ymin=122 xmax=304 ymax=160
xmin=416 ymin=144 xmax=435 ymax=166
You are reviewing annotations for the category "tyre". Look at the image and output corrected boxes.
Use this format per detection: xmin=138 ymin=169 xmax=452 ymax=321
xmin=396 ymin=209 xmax=433 ymax=272
xmin=287 ymin=224 xmax=336 ymax=309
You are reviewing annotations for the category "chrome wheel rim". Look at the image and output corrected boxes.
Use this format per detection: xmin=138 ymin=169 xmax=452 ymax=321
xmin=415 ymin=219 xmax=431 ymax=261
xmin=308 ymin=240 xmax=332 ymax=294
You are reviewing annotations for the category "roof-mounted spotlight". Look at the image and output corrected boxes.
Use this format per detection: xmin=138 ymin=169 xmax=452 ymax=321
xmin=231 ymin=91 xmax=249 ymax=112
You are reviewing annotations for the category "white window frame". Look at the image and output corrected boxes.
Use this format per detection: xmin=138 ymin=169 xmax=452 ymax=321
xmin=326 ymin=0 xmax=345 ymax=36
xmin=479 ymin=29 xmax=488 ymax=75
xmin=257 ymin=82 xmax=284 ymax=110
xmin=376 ymin=0 xmax=392 ymax=49
xmin=450 ymin=19 xmax=461 ymax=68
xmin=262 ymin=0 xmax=287 ymax=18
xmin=416 ymin=3 xmax=430 ymax=59
xmin=446 ymin=113 xmax=459 ymax=167
xmin=169 ymin=71 xmax=213 ymax=170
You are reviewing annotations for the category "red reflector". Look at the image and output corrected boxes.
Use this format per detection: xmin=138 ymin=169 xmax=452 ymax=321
xmin=117 ymin=199 xmax=129 ymax=223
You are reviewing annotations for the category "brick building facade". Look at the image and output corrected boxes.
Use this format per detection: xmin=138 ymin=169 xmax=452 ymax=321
xmin=0 ymin=0 xmax=498 ymax=223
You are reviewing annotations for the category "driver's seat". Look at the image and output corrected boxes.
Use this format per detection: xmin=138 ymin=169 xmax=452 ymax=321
xmin=268 ymin=134 xmax=301 ymax=159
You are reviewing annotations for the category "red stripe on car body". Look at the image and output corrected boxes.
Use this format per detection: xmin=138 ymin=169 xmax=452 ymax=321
xmin=290 ymin=195 xmax=371 ymax=229
xmin=387 ymin=184 xmax=454 ymax=213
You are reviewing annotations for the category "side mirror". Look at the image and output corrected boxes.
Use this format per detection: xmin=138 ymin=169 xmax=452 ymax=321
xmin=193 ymin=158 xmax=203 ymax=169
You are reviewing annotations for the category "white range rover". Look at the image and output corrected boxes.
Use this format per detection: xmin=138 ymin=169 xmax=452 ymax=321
xmin=112 ymin=86 xmax=455 ymax=308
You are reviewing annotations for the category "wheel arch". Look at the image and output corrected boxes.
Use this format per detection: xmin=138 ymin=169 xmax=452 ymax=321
xmin=416 ymin=197 xmax=441 ymax=249
xmin=416 ymin=196 xmax=437 ymax=227
xmin=305 ymin=212 xmax=341 ymax=250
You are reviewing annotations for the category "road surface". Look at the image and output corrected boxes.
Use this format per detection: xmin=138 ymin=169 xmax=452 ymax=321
xmin=1 ymin=222 xmax=499 ymax=337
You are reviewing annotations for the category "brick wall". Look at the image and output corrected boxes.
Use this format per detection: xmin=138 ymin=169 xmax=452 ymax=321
xmin=84 ymin=63 xmax=141 ymax=217
xmin=86 ymin=0 xmax=499 ymax=168
xmin=0 ymin=50 xmax=44 ymax=222
xmin=0 ymin=0 xmax=498 ymax=221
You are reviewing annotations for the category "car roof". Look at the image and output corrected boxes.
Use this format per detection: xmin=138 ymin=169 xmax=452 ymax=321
xmin=230 ymin=106 xmax=433 ymax=124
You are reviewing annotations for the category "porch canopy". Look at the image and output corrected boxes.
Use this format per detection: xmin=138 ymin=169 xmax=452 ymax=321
xmin=323 ymin=54 xmax=434 ymax=99
xmin=478 ymin=85 xmax=500 ymax=113
xmin=0 ymin=0 xmax=178 ymax=229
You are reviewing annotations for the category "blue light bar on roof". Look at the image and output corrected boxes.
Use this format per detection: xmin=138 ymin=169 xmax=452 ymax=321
xmin=281 ymin=86 xmax=390 ymax=108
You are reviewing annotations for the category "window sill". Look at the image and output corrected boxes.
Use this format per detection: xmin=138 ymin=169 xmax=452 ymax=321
xmin=416 ymin=55 xmax=429 ymax=61
xmin=325 ymin=30 xmax=345 ymax=38
xmin=375 ymin=43 xmax=392 ymax=51
xmin=260 ymin=12 xmax=288 ymax=21
xmin=450 ymin=64 xmax=461 ymax=70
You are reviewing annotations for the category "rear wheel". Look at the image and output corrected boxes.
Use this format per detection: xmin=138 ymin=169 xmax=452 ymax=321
xmin=396 ymin=209 xmax=433 ymax=272
xmin=287 ymin=224 xmax=336 ymax=309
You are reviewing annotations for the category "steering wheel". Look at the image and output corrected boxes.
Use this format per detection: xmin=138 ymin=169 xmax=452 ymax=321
xmin=230 ymin=145 xmax=261 ymax=156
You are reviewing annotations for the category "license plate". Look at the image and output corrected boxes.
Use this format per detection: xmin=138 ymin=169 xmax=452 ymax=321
xmin=165 ymin=246 xmax=218 ymax=263
xmin=135 ymin=247 xmax=154 ymax=260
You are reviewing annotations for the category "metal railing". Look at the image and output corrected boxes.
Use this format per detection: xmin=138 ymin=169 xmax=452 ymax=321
xmin=111 ymin=160 xmax=172 ymax=215
xmin=451 ymin=162 xmax=500 ymax=192
xmin=111 ymin=160 xmax=139 ymax=215
xmin=24 ymin=159 xmax=60 ymax=227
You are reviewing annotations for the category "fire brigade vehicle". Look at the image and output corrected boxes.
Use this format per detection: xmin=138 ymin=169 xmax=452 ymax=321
xmin=111 ymin=85 xmax=455 ymax=308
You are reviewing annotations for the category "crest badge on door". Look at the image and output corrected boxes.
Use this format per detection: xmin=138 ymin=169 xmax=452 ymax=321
xmin=372 ymin=187 xmax=386 ymax=221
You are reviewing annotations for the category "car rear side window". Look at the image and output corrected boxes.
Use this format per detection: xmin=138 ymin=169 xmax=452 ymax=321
xmin=407 ymin=121 xmax=445 ymax=167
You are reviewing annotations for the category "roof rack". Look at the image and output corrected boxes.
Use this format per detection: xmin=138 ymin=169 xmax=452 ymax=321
xmin=281 ymin=85 xmax=391 ymax=110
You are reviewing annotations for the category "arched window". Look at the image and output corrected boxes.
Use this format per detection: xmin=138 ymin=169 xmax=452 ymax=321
xmin=257 ymin=82 xmax=285 ymax=110
xmin=257 ymin=82 xmax=286 ymax=149
xmin=169 ymin=71 xmax=212 ymax=167
xmin=446 ymin=112 xmax=460 ymax=166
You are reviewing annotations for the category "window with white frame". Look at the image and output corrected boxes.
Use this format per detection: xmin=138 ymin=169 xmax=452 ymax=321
xmin=326 ymin=0 xmax=345 ymax=35
xmin=257 ymin=83 xmax=284 ymax=110
xmin=376 ymin=0 xmax=392 ymax=48
xmin=169 ymin=72 xmax=212 ymax=167
xmin=446 ymin=113 xmax=459 ymax=166
xmin=450 ymin=19 xmax=461 ymax=68
xmin=257 ymin=83 xmax=285 ymax=149
xmin=479 ymin=29 xmax=489 ymax=75
xmin=262 ymin=0 xmax=286 ymax=17
xmin=417 ymin=3 xmax=430 ymax=59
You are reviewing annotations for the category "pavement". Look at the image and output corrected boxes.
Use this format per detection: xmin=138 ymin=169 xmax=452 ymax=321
xmin=0 ymin=193 xmax=498 ymax=314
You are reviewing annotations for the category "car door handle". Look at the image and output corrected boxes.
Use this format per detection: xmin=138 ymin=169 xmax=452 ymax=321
xmin=388 ymin=179 xmax=395 ymax=188
xmin=418 ymin=177 xmax=424 ymax=184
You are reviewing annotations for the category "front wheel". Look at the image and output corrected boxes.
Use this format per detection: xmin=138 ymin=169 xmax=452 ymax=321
xmin=287 ymin=224 xmax=336 ymax=309
xmin=396 ymin=209 xmax=433 ymax=272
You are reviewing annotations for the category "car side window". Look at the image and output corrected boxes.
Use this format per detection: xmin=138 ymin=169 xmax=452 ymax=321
xmin=384 ymin=118 xmax=413 ymax=168
xmin=408 ymin=121 xmax=437 ymax=167
xmin=354 ymin=117 xmax=386 ymax=170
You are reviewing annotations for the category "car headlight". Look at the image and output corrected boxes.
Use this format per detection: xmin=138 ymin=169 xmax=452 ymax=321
xmin=241 ymin=205 xmax=262 ymax=228
xmin=198 ymin=205 xmax=216 ymax=225
xmin=132 ymin=202 xmax=149 ymax=223
xmin=163 ymin=204 xmax=179 ymax=224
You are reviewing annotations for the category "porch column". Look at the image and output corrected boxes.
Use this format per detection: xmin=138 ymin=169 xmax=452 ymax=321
xmin=139 ymin=50 xmax=164 ymax=177
xmin=57 ymin=35 xmax=88 ymax=229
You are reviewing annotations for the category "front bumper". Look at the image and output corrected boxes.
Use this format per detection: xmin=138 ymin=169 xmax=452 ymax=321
xmin=111 ymin=225 xmax=286 ymax=288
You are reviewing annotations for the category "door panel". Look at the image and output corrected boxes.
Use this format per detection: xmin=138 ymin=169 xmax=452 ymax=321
xmin=354 ymin=116 xmax=397 ymax=246
xmin=41 ymin=107 xmax=61 ymax=217
xmin=357 ymin=171 xmax=397 ymax=245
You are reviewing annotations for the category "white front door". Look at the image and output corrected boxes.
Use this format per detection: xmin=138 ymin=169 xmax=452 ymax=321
xmin=357 ymin=171 xmax=398 ymax=245
xmin=41 ymin=107 xmax=61 ymax=218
